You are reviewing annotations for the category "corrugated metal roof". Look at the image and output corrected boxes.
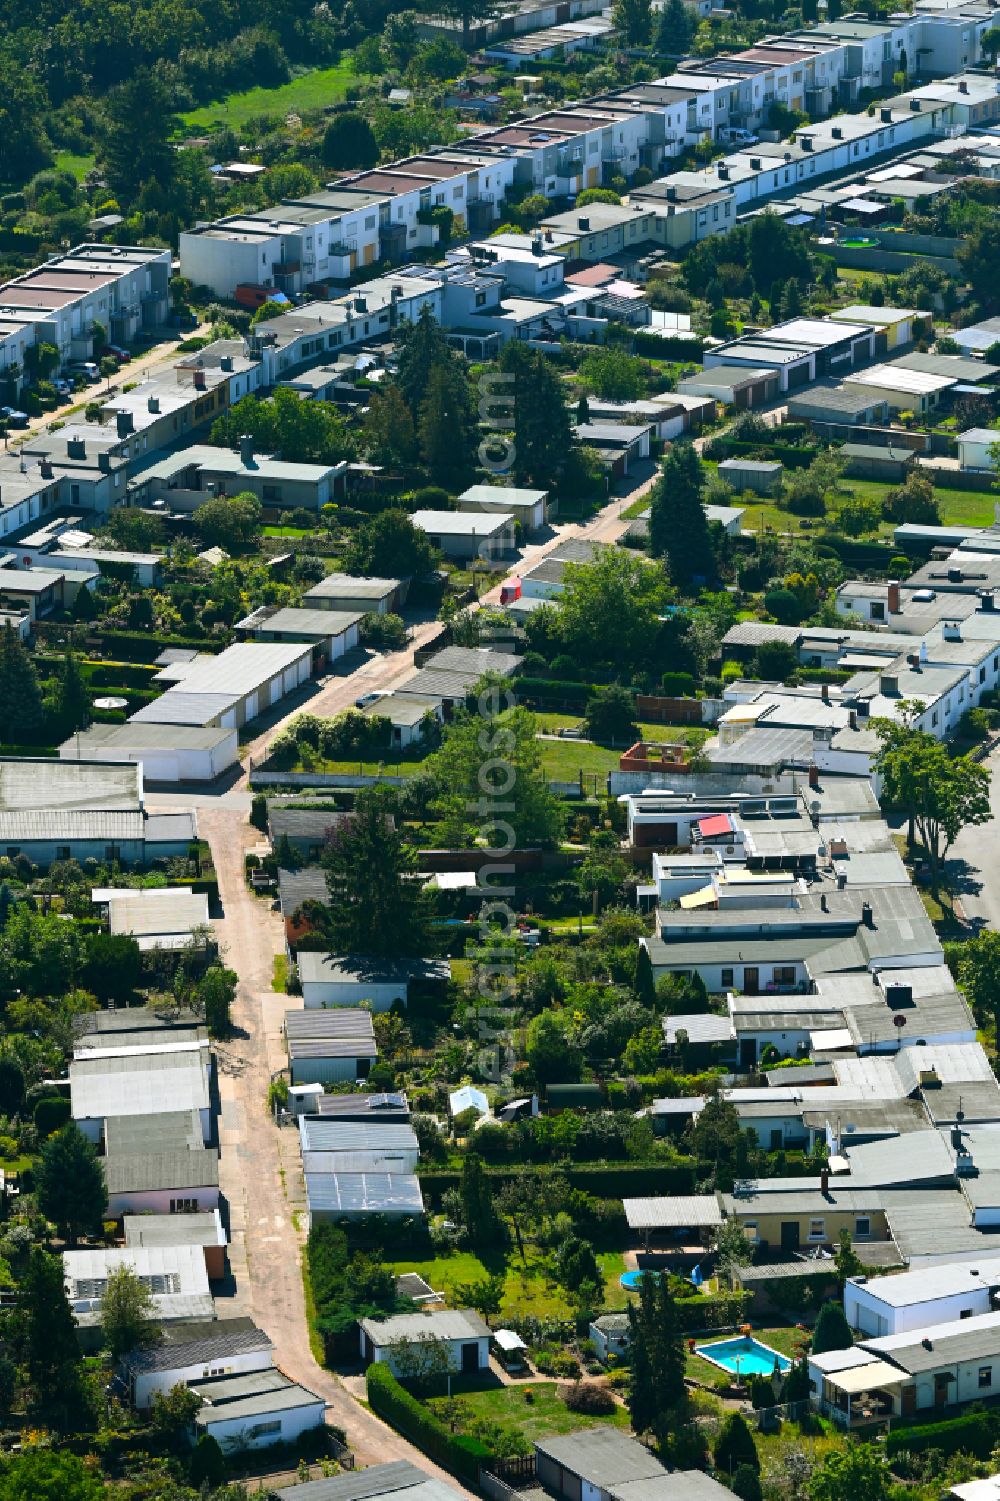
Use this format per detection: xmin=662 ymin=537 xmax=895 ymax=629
xmin=304 ymin=1171 xmax=424 ymax=1215
xmin=535 ymin=1431 xmax=667 ymax=1488
xmin=299 ymin=1119 xmax=416 ymax=1154
xmin=285 ymin=1009 xmax=374 ymax=1041
xmin=272 ymin=1461 xmax=449 ymax=1501
xmin=623 ymin=1195 xmax=722 ymax=1229
xmin=0 ymin=809 xmax=144 ymax=840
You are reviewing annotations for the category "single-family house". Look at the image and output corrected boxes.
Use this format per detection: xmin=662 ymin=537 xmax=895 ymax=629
xmin=456 ymin=483 xmax=549 ymax=534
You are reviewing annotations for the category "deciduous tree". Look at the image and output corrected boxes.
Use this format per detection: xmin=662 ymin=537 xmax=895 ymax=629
xmin=101 ymin=1262 xmax=162 ymax=1360
xmin=874 ymin=720 xmax=991 ymax=892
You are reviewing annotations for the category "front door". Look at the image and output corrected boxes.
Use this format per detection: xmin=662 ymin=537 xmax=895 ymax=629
xmin=901 ymin=1385 xmax=916 ymax=1416
xmin=739 ymin=1038 xmax=757 ymax=1068
xmin=934 ymin=1373 xmax=951 ymax=1409
xmin=780 ymin=1221 xmax=801 ymax=1252
xmin=743 ymin=967 xmax=760 ymax=994
xmin=461 ymin=1342 xmax=480 ymax=1374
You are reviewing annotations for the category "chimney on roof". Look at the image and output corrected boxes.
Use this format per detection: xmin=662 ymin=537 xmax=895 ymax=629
xmin=718 ymin=164 xmax=730 ymax=179
xmin=808 ymin=764 xmax=820 ymax=789
xmin=888 ymin=580 xmax=900 ymax=613
xmin=532 ymin=234 xmax=544 ymax=256
xmin=40 ymin=459 xmax=53 ymax=480
xmin=67 ymin=436 xmax=86 ymax=460
xmin=820 ymin=1166 xmax=830 ymax=1194
xmin=837 ymin=871 xmax=847 ymax=890
xmin=910 ymin=98 xmax=922 ymax=111
xmin=578 ymin=216 xmax=591 ymax=231
xmin=832 ymin=126 xmax=843 ymax=139
xmin=751 ymin=157 xmax=762 ymax=170
xmin=148 ymin=396 xmax=160 ymax=414
xmin=820 ymin=892 xmax=828 ymax=912
xmin=821 ymin=682 xmax=830 ymax=704
xmin=98 ymin=452 xmax=111 ymax=473
xmin=861 ymin=900 xmax=874 ymax=928
xmin=193 ymin=368 xmax=206 ymax=390
xmin=943 ymin=619 xmax=962 ymax=641
xmin=800 ymin=136 xmax=814 ymax=151
xmin=116 ymin=411 xmax=134 ymax=440
xmin=221 ymin=354 xmax=234 ymax=372
xmin=849 ymin=709 xmax=857 ymax=729
xmin=981 ymin=590 xmax=997 ymax=613
xmin=880 ymin=673 xmax=898 ymax=696
xmin=881 ymin=107 xmax=892 ymax=121
xmin=239 ymin=434 xmax=256 ymax=469
xmin=959 ymin=80 xmax=969 ymax=93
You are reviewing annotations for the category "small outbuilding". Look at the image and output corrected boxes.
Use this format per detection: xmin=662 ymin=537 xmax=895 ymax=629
xmin=359 ymin=1309 xmax=491 ymax=1376
xmin=297 ymin=954 xmax=450 ymax=1012
xmin=717 ymin=458 xmax=783 ymax=496
xmin=190 ymin=1368 xmax=327 ymax=1453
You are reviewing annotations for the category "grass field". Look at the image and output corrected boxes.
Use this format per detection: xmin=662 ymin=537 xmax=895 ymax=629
xmin=390 ymin=1249 xmax=632 ymax=1321
xmin=55 ymin=151 xmax=96 ymax=182
xmin=731 ymin=477 xmax=997 ymax=538
xmin=427 ymin=1381 xmax=630 ymax=1443
xmin=536 ymin=721 xmax=708 ymax=781
xmin=177 ymin=61 xmax=363 ymax=134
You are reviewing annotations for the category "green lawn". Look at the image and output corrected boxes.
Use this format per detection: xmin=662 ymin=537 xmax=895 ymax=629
xmin=537 ymin=726 xmax=707 ymax=782
xmin=177 ymin=61 xmax=364 ymax=133
xmin=391 ymin=1248 xmax=632 ymax=1321
xmin=427 ymin=1381 xmax=630 ymax=1443
xmin=55 ymin=150 xmax=96 ymax=181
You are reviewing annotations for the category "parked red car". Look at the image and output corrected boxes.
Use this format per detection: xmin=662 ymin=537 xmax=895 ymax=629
xmin=101 ymin=344 xmax=132 ymax=362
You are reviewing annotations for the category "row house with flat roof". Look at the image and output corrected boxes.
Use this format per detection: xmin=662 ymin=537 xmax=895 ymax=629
xmin=0 ymin=244 xmax=171 ymax=384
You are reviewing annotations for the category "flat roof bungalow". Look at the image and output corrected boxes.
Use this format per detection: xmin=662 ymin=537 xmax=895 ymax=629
xmin=297 ymin=954 xmax=450 ymax=1012
xmin=269 ymin=1458 xmax=469 ymax=1501
xmin=457 ymin=483 xmax=549 ymax=533
xmin=844 ymin=362 xmax=957 ymax=414
xmin=410 ymin=508 xmax=515 ymax=562
xmin=359 ymin=1309 xmax=490 ymax=1376
xmin=535 ymin=1428 xmax=732 ymax=1501
xmin=124 ymin=1209 xmax=228 ymax=1280
xmin=236 ymin=605 xmax=363 ymax=662
xmin=124 ymin=1318 xmax=273 ymax=1408
xmin=104 ymin=1146 xmax=220 ymax=1218
xmin=844 ymin=1255 xmax=1000 ymax=1338
xmin=191 ymin=1368 xmax=327 ymax=1454
xmin=286 ymin=1008 xmax=378 ymax=1089
xmin=63 ymin=1244 xmax=214 ymax=1342
xmin=299 ymin=1115 xmax=418 ymax=1173
xmin=70 ymin=1045 xmax=212 ymax=1146
xmin=677 ymin=365 xmax=781 ymax=409
xmin=302 ymin=573 xmax=404 ymax=614
xmin=305 ymin=1170 xmax=425 ymax=1227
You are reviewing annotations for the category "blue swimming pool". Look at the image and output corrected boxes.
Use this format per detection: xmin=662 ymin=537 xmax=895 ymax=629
xmin=694 ymin=1336 xmax=791 ymax=1378
xmin=620 ymin=1269 xmax=660 ymax=1290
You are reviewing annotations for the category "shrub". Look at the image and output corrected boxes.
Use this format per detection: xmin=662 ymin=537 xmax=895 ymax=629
xmin=659 ymin=671 xmax=696 ymax=696
xmin=562 ymin=1381 xmax=616 ymax=1414
xmin=33 ymin=1095 xmax=71 ymax=1138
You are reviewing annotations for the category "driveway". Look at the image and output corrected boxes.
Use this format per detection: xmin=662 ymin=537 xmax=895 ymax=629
xmin=195 ymin=802 xmax=476 ymax=1489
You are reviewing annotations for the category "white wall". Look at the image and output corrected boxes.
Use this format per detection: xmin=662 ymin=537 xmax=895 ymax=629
xmin=199 ymin=1398 xmax=326 ymax=1453
xmin=301 ymin=980 xmax=407 ymax=1013
xmin=365 ymin=1333 xmax=490 ymax=1376
xmin=132 ymin=1347 xmax=273 ymax=1409
xmin=845 ymin=1281 xmax=992 ymax=1338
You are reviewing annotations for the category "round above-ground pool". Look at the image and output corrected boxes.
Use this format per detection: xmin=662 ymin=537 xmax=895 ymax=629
xmin=620 ymin=1269 xmax=660 ymax=1290
xmin=694 ymin=1335 xmax=791 ymax=1378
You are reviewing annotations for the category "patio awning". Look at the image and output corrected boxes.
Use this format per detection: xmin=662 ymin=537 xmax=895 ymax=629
xmin=680 ymin=884 xmax=717 ymax=910
xmin=827 ymin=1360 xmax=904 ymax=1395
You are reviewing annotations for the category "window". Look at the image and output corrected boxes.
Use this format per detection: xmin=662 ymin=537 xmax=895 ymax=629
xmin=721 ymin=968 xmax=735 ymax=987
xmin=250 ymin=1421 xmax=282 ymax=1439
xmin=980 ymin=1366 xmax=993 ymax=1388
xmin=744 ymin=1222 xmax=758 ymax=1241
xmin=105 ymin=844 xmax=121 ymax=862
xmin=808 ymin=1218 xmax=825 ymax=1240
xmin=871 ymin=602 xmax=885 ymax=621
xmin=961 ymin=1308 xmax=974 ymax=1318
xmin=773 ymin=967 xmax=797 ymax=986
xmin=981 ymin=667 xmax=987 ymax=683
xmin=56 ymin=846 xmax=70 ymax=861
xmin=5 ymin=847 xmax=20 ymax=858
xmin=262 ymin=485 xmax=282 ymax=502
xmin=855 ymin=1217 xmax=871 ymax=1238
xmin=170 ymin=1197 xmax=198 ymax=1213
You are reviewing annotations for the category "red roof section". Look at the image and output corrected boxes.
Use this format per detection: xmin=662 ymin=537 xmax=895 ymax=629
xmin=698 ymin=814 xmax=733 ymax=838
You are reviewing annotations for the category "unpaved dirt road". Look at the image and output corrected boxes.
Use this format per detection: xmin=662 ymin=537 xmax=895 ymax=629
xmin=200 ymin=802 xmax=474 ymax=1486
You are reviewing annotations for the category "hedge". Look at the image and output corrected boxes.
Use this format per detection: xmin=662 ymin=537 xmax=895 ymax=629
xmin=366 ymin=1363 xmax=492 ymax=1484
xmin=704 ymin=437 xmax=817 ymax=469
xmin=90 ymin=630 xmax=218 ymax=664
xmin=633 ymin=331 xmax=704 ymax=361
xmin=676 ymin=1290 xmax=749 ymax=1332
xmin=417 ymin=1160 xmax=697 ymax=1208
xmin=514 ymin=676 xmax=596 ymax=708
xmin=885 ymin=1409 xmax=996 ymax=1461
